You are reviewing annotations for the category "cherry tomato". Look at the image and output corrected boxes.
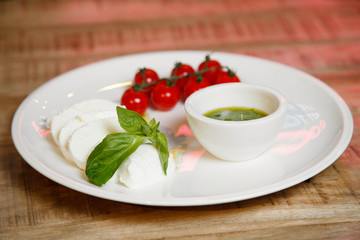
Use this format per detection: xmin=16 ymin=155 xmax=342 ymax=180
xmin=121 ymin=88 xmax=149 ymax=116
xmin=150 ymin=81 xmax=181 ymax=111
xmin=171 ymin=63 xmax=196 ymax=90
xmin=198 ymin=56 xmax=222 ymax=84
xmin=182 ymin=76 xmax=211 ymax=101
xmin=213 ymin=70 xmax=241 ymax=85
xmin=134 ymin=68 xmax=159 ymax=94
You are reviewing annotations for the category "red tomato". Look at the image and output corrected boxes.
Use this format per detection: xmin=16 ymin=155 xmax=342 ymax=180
xmin=198 ymin=56 xmax=222 ymax=84
xmin=213 ymin=70 xmax=241 ymax=85
xmin=120 ymin=88 xmax=149 ymax=116
xmin=182 ymin=76 xmax=211 ymax=101
xmin=150 ymin=81 xmax=181 ymax=111
xmin=134 ymin=68 xmax=159 ymax=94
xmin=171 ymin=63 xmax=196 ymax=90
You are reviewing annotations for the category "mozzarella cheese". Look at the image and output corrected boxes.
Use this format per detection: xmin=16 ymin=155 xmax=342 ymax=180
xmin=118 ymin=143 xmax=176 ymax=188
xmin=49 ymin=98 xmax=176 ymax=188
xmin=68 ymin=117 xmax=124 ymax=169
xmin=49 ymin=99 xmax=118 ymax=144
xmin=58 ymin=111 xmax=117 ymax=162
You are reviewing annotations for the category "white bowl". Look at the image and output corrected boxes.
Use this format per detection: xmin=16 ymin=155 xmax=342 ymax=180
xmin=184 ymin=83 xmax=287 ymax=161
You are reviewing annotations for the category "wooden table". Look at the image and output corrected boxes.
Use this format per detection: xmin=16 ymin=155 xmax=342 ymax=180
xmin=1 ymin=0 xmax=359 ymax=239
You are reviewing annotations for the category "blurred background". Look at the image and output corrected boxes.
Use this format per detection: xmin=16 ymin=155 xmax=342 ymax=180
xmin=1 ymin=0 xmax=360 ymax=100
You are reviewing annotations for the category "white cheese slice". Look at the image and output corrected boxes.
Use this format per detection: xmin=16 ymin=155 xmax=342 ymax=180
xmin=118 ymin=143 xmax=176 ymax=188
xmin=58 ymin=111 xmax=117 ymax=160
xmin=49 ymin=98 xmax=176 ymax=188
xmin=68 ymin=117 xmax=124 ymax=169
xmin=49 ymin=99 xmax=118 ymax=144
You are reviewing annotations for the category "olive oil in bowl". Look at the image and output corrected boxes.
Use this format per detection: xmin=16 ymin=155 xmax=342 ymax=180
xmin=204 ymin=107 xmax=268 ymax=121
xmin=184 ymin=83 xmax=287 ymax=161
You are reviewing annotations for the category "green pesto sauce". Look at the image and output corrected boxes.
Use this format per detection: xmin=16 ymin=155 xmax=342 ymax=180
xmin=204 ymin=107 xmax=268 ymax=121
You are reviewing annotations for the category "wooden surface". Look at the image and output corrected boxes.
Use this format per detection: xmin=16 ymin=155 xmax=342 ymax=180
xmin=1 ymin=0 xmax=360 ymax=239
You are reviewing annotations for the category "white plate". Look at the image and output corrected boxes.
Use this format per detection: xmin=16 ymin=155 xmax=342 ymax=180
xmin=11 ymin=51 xmax=353 ymax=206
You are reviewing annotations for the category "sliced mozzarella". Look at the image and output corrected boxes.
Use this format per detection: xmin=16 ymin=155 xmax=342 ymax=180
xmin=118 ymin=143 xmax=176 ymax=188
xmin=49 ymin=99 xmax=118 ymax=144
xmin=58 ymin=111 xmax=117 ymax=159
xmin=68 ymin=117 xmax=124 ymax=169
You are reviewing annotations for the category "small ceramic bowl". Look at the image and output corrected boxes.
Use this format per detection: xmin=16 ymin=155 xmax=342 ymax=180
xmin=184 ymin=83 xmax=287 ymax=161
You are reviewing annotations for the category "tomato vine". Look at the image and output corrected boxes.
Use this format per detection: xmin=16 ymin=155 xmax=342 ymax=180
xmin=120 ymin=55 xmax=241 ymax=115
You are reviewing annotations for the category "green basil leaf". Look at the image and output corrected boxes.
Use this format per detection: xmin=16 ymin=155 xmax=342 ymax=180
xmin=148 ymin=118 xmax=159 ymax=131
xmin=141 ymin=123 xmax=153 ymax=137
xmin=85 ymin=133 xmax=144 ymax=186
xmin=116 ymin=106 xmax=149 ymax=135
xmin=153 ymin=132 xmax=169 ymax=175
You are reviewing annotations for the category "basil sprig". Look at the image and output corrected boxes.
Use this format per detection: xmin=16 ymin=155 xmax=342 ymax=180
xmin=85 ymin=106 xmax=169 ymax=186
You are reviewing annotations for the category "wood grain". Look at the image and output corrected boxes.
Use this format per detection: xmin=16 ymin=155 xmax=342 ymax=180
xmin=1 ymin=0 xmax=359 ymax=239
